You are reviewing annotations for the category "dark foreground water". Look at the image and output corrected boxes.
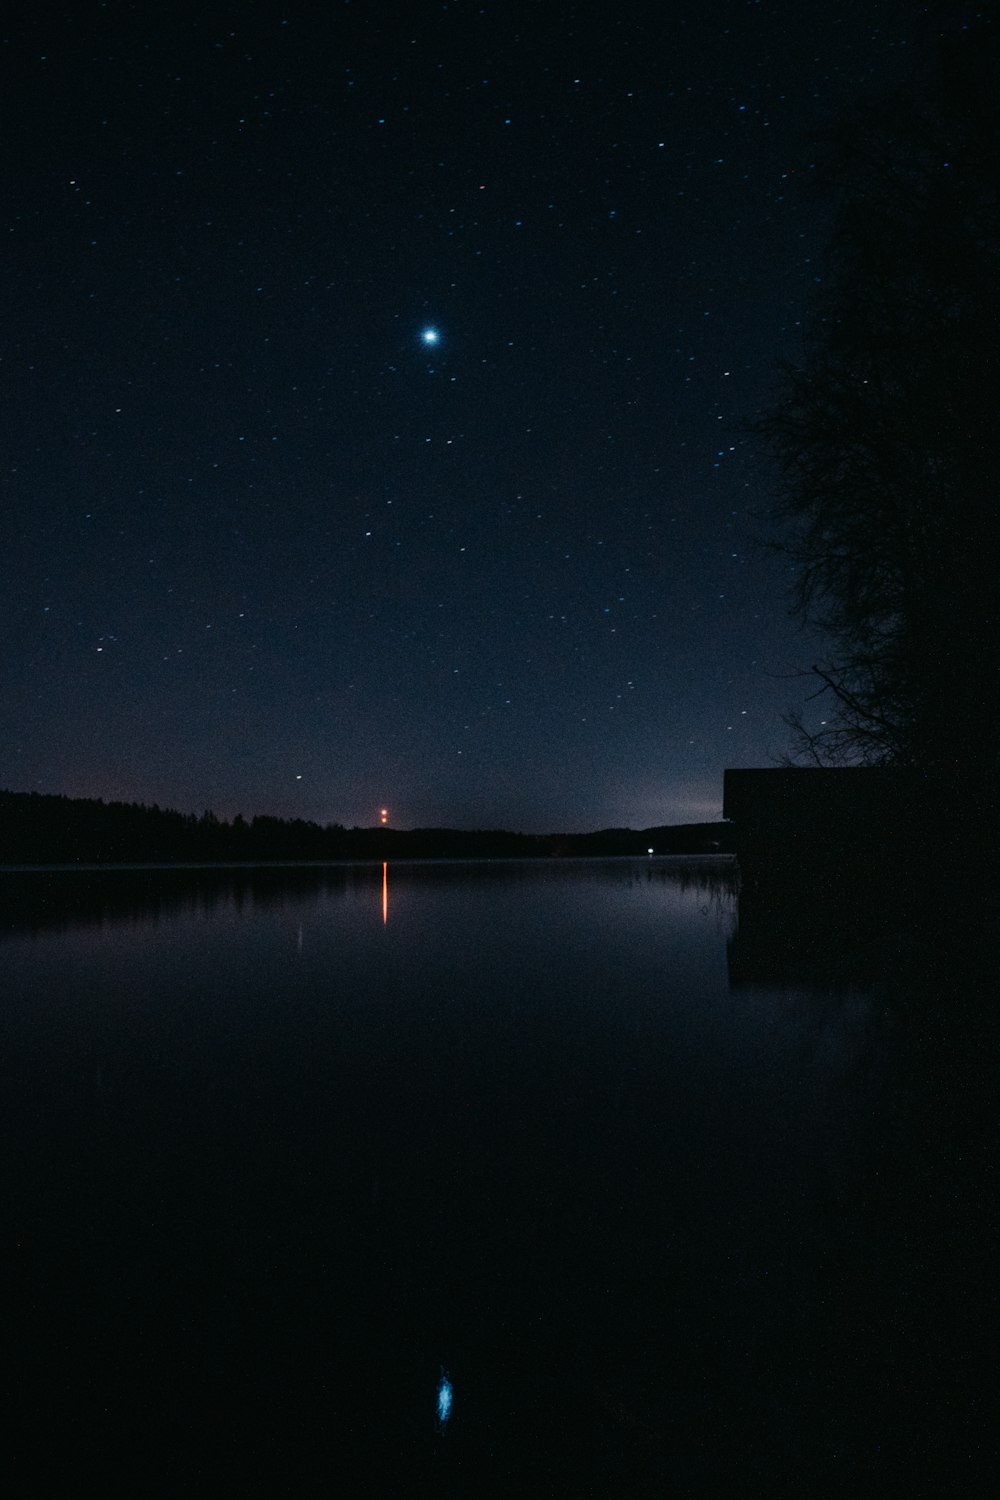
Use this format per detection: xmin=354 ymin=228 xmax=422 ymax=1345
xmin=1 ymin=859 xmax=992 ymax=1493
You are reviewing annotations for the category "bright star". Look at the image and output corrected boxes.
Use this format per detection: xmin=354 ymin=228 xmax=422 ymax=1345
xmin=421 ymin=326 xmax=440 ymax=345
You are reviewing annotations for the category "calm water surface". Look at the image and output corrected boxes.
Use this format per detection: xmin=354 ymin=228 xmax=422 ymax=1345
xmin=1 ymin=859 xmax=990 ymax=1492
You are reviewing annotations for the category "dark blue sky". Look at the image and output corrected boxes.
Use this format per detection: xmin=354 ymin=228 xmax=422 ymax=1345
xmin=2 ymin=1 xmax=931 ymax=830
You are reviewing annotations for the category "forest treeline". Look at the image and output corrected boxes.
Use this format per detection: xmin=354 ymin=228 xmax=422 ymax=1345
xmin=0 ymin=788 xmax=732 ymax=865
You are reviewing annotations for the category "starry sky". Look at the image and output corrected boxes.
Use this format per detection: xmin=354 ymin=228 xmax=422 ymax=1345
xmin=2 ymin=1 xmax=936 ymax=832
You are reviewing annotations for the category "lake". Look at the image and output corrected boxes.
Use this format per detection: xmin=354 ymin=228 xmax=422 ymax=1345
xmin=1 ymin=858 xmax=990 ymax=1493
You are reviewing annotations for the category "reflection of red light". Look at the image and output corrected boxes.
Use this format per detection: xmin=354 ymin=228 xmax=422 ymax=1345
xmin=380 ymin=807 xmax=388 ymax=825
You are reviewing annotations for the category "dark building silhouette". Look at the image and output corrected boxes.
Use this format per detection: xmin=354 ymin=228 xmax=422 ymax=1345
xmin=723 ymin=767 xmax=922 ymax=879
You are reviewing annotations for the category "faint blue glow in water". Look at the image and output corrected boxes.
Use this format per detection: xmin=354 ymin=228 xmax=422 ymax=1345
xmin=437 ymin=1368 xmax=453 ymax=1429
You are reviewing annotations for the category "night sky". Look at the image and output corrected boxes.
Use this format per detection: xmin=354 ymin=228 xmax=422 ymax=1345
xmin=3 ymin=1 xmax=934 ymax=831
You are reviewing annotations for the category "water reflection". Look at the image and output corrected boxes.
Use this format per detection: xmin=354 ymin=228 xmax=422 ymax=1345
xmin=436 ymin=1367 xmax=453 ymax=1431
xmin=0 ymin=853 xmax=967 ymax=1005
xmin=0 ymin=856 xmax=739 ymax=944
xmin=0 ymin=854 xmax=990 ymax=1490
xmin=727 ymin=863 xmax=921 ymax=991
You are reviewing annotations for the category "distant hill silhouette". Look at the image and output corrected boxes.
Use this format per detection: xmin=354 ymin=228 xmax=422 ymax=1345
xmin=0 ymin=789 xmax=733 ymax=866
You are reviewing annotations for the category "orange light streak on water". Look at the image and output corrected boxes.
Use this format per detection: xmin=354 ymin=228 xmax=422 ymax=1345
xmin=382 ymin=861 xmax=388 ymax=925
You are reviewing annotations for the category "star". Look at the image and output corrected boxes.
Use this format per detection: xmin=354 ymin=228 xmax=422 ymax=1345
xmin=421 ymin=326 xmax=440 ymax=345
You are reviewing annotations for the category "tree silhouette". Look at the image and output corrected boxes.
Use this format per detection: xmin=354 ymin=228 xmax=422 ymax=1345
xmin=757 ymin=18 xmax=999 ymax=816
